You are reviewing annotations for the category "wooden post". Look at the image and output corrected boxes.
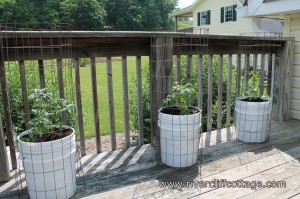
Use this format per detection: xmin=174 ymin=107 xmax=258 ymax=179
xmin=18 ymin=61 xmax=31 ymax=129
xmin=217 ymin=54 xmax=223 ymax=129
xmin=0 ymin=114 xmax=10 ymax=182
xmin=271 ymin=41 xmax=293 ymax=121
xmin=121 ymin=56 xmax=130 ymax=148
xmin=90 ymin=57 xmax=101 ymax=153
xmin=107 ymin=57 xmax=117 ymax=150
xmin=0 ymin=60 xmax=17 ymax=170
xmin=74 ymin=58 xmax=86 ymax=156
xmin=150 ymin=36 xmax=173 ymax=160
xmin=38 ymin=60 xmax=46 ymax=89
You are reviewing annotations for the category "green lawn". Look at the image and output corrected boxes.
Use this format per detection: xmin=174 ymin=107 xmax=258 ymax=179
xmin=79 ymin=57 xmax=149 ymax=138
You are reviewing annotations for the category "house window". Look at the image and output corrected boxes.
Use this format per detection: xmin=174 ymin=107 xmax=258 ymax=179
xmin=221 ymin=5 xmax=237 ymax=23
xmin=197 ymin=10 xmax=211 ymax=26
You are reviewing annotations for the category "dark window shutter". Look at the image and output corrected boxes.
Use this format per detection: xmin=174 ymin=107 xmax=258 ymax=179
xmin=198 ymin=12 xmax=201 ymax=26
xmin=233 ymin=5 xmax=237 ymax=21
xmin=207 ymin=10 xmax=211 ymax=25
xmin=221 ymin=7 xmax=224 ymax=23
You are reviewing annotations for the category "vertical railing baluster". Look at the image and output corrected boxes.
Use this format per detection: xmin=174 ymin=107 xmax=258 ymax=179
xmin=217 ymin=55 xmax=223 ymax=129
xmin=0 ymin=113 xmax=10 ymax=182
xmin=0 ymin=60 xmax=17 ymax=169
xmin=198 ymin=55 xmax=203 ymax=132
xmin=236 ymin=54 xmax=242 ymax=97
xmin=244 ymin=54 xmax=250 ymax=96
xmin=57 ymin=59 xmax=67 ymax=124
xmin=90 ymin=57 xmax=101 ymax=153
xmin=107 ymin=57 xmax=116 ymax=150
xmin=122 ymin=56 xmax=130 ymax=148
xmin=207 ymin=55 xmax=213 ymax=132
xmin=136 ymin=56 xmax=144 ymax=145
xmin=176 ymin=55 xmax=181 ymax=83
xmin=260 ymin=54 xmax=265 ymax=96
xmin=74 ymin=58 xmax=86 ymax=156
xmin=253 ymin=54 xmax=258 ymax=74
xmin=38 ymin=60 xmax=46 ymax=89
xmin=186 ymin=55 xmax=192 ymax=83
xmin=226 ymin=55 xmax=233 ymax=127
xmin=19 ymin=60 xmax=31 ymax=129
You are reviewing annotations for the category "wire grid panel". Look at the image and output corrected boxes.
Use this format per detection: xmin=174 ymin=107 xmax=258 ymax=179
xmin=151 ymin=30 xmax=208 ymax=168
xmin=0 ymin=23 xmax=84 ymax=198
xmin=235 ymin=32 xmax=283 ymax=143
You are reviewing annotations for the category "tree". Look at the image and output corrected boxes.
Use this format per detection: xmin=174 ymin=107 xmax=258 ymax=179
xmin=104 ymin=0 xmax=178 ymax=31
xmin=72 ymin=0 xmax=106 ymax=30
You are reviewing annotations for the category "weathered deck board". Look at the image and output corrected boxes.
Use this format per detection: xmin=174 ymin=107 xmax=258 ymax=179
xmin=1 ymin=120 xmax=300 ymax=199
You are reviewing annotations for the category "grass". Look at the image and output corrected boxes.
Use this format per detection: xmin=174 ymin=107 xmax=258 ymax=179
xmin=79 ymin=57 xmax=149 ymax=138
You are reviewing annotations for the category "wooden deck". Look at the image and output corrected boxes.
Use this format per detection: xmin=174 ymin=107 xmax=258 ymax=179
xmin=1 ymin=120 xmax=300 ymax=199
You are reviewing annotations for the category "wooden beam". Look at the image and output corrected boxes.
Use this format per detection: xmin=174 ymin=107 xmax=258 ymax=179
xmin=74 ymin=58 xmax=86 ymax=156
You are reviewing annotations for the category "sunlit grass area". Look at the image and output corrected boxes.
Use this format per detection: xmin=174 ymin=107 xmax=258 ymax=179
xmin=79 ymin=57 xmax=149 ymax=138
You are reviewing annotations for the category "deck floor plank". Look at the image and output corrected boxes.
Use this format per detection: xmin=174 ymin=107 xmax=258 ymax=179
xmin=1 ymin=120 xmax=300 ymax=199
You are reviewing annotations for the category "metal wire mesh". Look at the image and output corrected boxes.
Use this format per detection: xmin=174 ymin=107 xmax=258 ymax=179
xmin=151 ymin=29 xmax=209 ymax=168
xmin=235 ymin=32 xmax=283 ymax=143
xmin=0 ymin=23 xmax=85 ymax=199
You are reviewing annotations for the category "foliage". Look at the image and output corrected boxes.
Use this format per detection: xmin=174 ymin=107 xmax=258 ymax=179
xmin=0 ymin=0 xmax=178 ymax=31
xmin=247 ymin=72 xmax=260 ymax=99
xmin=129 ymin=64 xmax=151 ymax=143
xmin=28 ymin=89 xmax=75 ymax=142
xmin=162 ymin=82 xmax=198 ymax=115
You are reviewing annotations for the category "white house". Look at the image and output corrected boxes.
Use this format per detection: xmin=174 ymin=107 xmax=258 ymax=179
xmin=236 ymin=0 xmax=300 ymax=120
xmin=172 ymin=0 xmax=283 ymax=35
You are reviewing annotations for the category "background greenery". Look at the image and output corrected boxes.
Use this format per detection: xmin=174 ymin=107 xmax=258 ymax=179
xmin=0 ymin=0 xmax=179 ymax=31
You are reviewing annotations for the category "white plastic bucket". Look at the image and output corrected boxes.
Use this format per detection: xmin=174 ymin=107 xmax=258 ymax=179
xmin=17 ymin=127 xmax=76 ymax=199
xmin=158 ymin=108 xmax=201 ymax=167
xmin=235 ymin=97 xmax=271 ymax=142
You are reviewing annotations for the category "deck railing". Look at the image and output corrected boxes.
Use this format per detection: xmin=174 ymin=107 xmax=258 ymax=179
xmin=0 ymin=31 xmax=294 ymax=182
